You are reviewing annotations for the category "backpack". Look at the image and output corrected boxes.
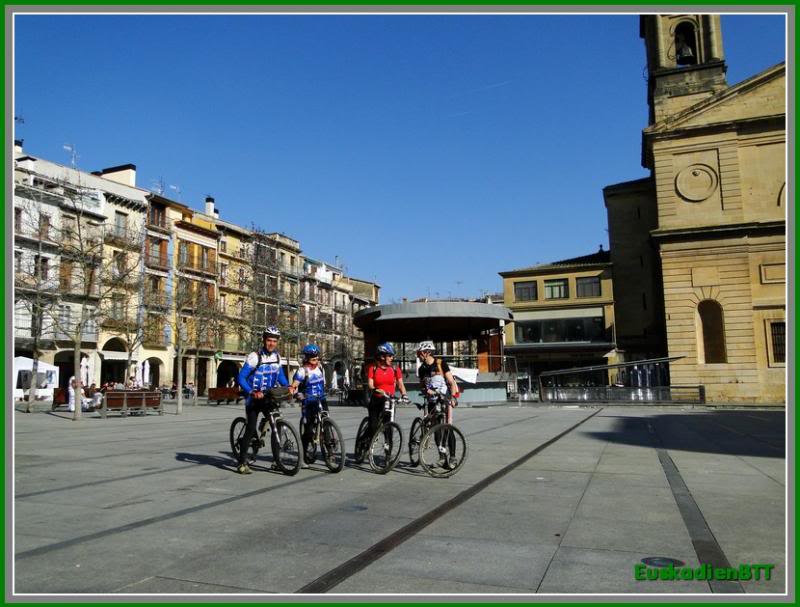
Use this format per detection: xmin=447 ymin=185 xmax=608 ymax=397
xmin=431 ymin=358 xmax=459 ymax=395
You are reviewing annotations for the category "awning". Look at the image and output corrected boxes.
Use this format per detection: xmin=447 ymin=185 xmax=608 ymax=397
xmin=100 ymin=351 xmax=136 ymax=361
xmin=219 ymin=355 xmax=245 ymax=362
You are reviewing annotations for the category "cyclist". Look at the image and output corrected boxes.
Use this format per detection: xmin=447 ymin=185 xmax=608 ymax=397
xmin=363 ymin=342 xmax=408 ymax=449
xmin=292 ymin=344 xmax=327 ymax=468
xmin=416 ymin=340 xmax=460 ymax=420
xmin=235 ymin=326 xmax=293 ymax=475
xmin=416 ymin=341 xmax=460 ymax=468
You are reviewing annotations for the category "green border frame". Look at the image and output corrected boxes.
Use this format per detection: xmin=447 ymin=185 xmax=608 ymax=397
xmin=3 ymin=3 xmax=795 ymax=606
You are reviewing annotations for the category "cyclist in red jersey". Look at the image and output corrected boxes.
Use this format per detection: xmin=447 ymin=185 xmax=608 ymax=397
xmin=366 ymin=342 xmax=408 ymax=439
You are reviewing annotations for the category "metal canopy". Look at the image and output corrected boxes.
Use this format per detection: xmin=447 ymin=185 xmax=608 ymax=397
xmin=353 ymin=302 xmax=513 ymax=341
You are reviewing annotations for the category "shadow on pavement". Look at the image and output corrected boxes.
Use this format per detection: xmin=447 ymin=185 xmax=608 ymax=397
xmin=582 ymin=411 xmax=785 ymax=458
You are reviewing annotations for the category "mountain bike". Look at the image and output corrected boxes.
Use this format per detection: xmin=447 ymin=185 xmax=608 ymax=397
xmin=298 ymin=398 xmax=345 ymax=473
xmin=229 ymin=387 xmax=302 ymax=476
xmin=354 ymin=394 xmax=404 ymax=474
xmin=409 ymin=392 xmax=467 ymax=478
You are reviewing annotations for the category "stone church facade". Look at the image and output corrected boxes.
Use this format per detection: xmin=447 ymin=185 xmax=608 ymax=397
xmin=605 ymin=15 xmax=786 ymax=403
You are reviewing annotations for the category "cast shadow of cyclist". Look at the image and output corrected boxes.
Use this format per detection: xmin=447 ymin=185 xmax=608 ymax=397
xmin=174 ymin=450 xmax=304 ymax=475
xmin=344 ymin=454 xmax=427 ymax=477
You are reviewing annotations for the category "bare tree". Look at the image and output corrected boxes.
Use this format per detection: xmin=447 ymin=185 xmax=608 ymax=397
xmin=13 ymin=197 xmax=59 ymax=412
xmin=15 ymin=174 xmax=144 ymax=421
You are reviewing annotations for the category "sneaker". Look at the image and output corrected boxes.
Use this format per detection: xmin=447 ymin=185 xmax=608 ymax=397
xmin=300 ymin=462 xmax=310 ymax=469
xmin=237 ymin=463 xmax=252 ymax=475
xmin=443 ymin=457 xmax=458 ymax=470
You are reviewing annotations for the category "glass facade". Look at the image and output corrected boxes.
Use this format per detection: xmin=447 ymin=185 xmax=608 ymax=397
xmin=515 ymin=316 xmax=607 ymax=344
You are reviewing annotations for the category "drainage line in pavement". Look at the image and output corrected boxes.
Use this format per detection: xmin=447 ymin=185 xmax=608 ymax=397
xmin=15 ymin=473 xmax=320 ymax=561
xmin=297 ymin=408 xmax=603 ymax=594
xmin=647 ymin=421 xmax=744 ymax=594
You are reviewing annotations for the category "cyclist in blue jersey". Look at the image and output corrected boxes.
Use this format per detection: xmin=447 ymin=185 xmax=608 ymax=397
xmin=292 ymin=344 xmax=327 ymax=468
xmin=235 ymin=326 xmax=293 ymax=474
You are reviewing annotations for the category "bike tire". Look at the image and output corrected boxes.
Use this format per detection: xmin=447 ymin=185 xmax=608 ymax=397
xmin=419 ymin=423 xmax=467 ymax=478
xmin=229 ymin=416 xmax=259 ymax=463
xmin=321 ymin=418 xmax=345 ymax=473
xmin=271 ymin=419 xmax=302 ymax=476
xmin=408 ymin=417 xmax=423 ymax=467
xmin=354 ymin=416 xmax=370 ymax=464
xmin=368 ymin=421 xmax=403 ymax=474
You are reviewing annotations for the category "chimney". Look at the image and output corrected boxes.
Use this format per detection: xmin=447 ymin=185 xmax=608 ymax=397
xmin=98 ymin=163 xmax=137 ymax=187
xmin=205 ymin=196 xmax=215 ymax=216
xmin=14 ymin=139 xmax=23 ymax=154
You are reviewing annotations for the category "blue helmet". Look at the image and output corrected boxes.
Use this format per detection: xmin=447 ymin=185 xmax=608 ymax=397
xmin=376 ymin=342 xmax=396 ymax=356
xmin=302 ymin=344 xmax=321 ymax=359
xmin=262 ymin=325 xmax=280 ymax=339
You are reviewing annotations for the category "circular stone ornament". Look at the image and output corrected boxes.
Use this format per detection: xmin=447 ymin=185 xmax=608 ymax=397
xmin=675 ymin=164 xmax=718 ymax=202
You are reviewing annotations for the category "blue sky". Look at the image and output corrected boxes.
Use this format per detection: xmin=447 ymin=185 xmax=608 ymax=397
xmin=14 ymin=13 xmax=786 ymax=302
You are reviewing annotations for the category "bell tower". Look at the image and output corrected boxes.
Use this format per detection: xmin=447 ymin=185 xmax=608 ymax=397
xmin=640 ymin=15 xmax=728 ymax=124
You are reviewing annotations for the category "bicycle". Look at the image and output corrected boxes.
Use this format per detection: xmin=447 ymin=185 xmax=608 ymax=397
xmin=408 ymin=391 xmax=467 ymax=478
xmin=298 ymin=398 xmax=345 ymax=473
xmin=229 ymin=387 xmax=303 ymax=476
xmin=354 ymin=394 xmax=404 ymax=474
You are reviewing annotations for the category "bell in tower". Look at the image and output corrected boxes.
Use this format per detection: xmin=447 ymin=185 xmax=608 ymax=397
xmin=640 ymin=15 xmax=728 ymax=124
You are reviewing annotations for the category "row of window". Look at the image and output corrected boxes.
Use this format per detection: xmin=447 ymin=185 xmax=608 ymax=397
xmin=515 ymin=316 xmax=608 ymax=344
xmin=514 ymin=276 xmax=601 ymax=302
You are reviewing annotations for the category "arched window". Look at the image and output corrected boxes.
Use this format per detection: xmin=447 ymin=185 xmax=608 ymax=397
xmin=675 ymin=22 xmax=698 ymax=66
xmin=697 ymin=300 xmax=726 ymax=363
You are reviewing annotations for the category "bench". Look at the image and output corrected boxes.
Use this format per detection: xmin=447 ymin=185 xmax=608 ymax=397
xmin=101 ymin=390 xmax=163 ymax=418
xmin=208 ymin=387 xmax=244 ymax=405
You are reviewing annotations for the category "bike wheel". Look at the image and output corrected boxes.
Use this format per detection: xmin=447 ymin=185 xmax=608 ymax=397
xmin=229 ymin=416 xmax=259 ymax=463
xmin=408 ymin=417 xmax=423 ymax=467
xmin=321 ymin=418 xmax=345 ymax=473
xmin=300 ymin=419 xmax=317 ymax=464
xmin=271 ymin=419 xmax=302 ymax=476
xmin=419 ymin=423 xmax=467 ymax=478
xmin=368 ymin=421 xmax=403 ymax=474
xmin=354 ymin=416 xmax=370 ymax=464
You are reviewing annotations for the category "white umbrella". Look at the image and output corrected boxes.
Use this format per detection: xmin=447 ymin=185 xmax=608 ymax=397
xmin=143 ymin=359 xmax=151 ymax=388
xmin=135 ymin=362 xmax=143 ymax=388
xmin=86 ymin=353 xmax=96 ymax=387
xmin=80 ymin=356 xmax=89 ymax=386
xmin=343 ymin=369 xmax=350 ymax=388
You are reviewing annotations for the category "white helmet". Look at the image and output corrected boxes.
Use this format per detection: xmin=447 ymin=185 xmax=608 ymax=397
xmin=416 ymin=340 xmax=435 ymax=353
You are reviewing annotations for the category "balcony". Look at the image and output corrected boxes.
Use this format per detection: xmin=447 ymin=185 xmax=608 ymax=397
xmin=280 ymin=263 xmax=301 ymax=277
xmin=104 ymin=225 xmax=141 ymax=250
xmin=146 ymin=216 xmax=171 ymax=235
xmin=102 ymin=316 xmax=133 ymax=330
xmin=144 ymin=252 xmax=170 ymax=271
xmin=58 ymin=279 xmax=101 ymax=299
xmin=16 ymin=273 xmax=59 ymax=293
xmin=144 ymin=290 xmax=169 ymax=308
xmin=55 ymin=326 xmax=98 ymax=343
xmin=220 ymin=336 xmax=250 ymax=353
xmin=144 ymin=332 xmax=169 ymax=347
xmin=178 ymin=255 xmax=217 ymax=276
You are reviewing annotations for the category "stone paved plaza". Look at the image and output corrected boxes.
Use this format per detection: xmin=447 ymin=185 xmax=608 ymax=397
xmin=11 ymin=403 xmax=787 ymax=597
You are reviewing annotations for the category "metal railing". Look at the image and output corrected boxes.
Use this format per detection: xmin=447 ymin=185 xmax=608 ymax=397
xmin=178 ymin=256 xmax=217 ymax=274
xmin=541 ymin=385 xmax=706 ymax=404
xmin=145 ymin=253 xmax=170 ymax=271
xmin=535 ymin=356 xmax=705 ymax=404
